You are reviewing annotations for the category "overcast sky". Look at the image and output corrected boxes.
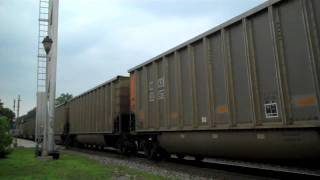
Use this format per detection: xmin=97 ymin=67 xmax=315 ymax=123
xmin=0 ymin=0 xmax=267 ymax=115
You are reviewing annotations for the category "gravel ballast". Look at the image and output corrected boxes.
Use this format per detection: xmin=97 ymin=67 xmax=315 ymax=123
xmin=64 ymin=148 xmax=265 ymax=180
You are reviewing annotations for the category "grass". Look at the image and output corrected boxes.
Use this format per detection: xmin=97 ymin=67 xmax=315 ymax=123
xmin=0 ymin=148 xmax=165 ymax=180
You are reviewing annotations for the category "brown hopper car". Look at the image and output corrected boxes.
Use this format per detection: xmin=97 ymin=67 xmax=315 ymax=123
xmin=128 ymin=0 xmax=320 ymax=160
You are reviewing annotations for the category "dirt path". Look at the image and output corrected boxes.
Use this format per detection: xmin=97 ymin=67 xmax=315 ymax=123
xmin=13 ymin=138 xmax=36 ymax=148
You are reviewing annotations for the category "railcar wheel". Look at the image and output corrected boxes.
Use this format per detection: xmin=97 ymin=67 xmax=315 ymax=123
xmin=159 ymin=148 xmax=170 ymax=160
xmin=73 ymin=139 xmax=81 ymax=148
xmin=194 ymin=156 xmax=204 ymax=162
xmin=177 ymin=154 xmax=185 ymax=160
xmin=117 ymin=144 xmax=126 ymax=154
xmin=150 ymin=143 xmax=160 ymax=160
xmin=116 ymin=139 xmax=135 ymax=156
xmin=143 ymin=141 xmax=162 ymax=161
xmin=143 ymin=142 xmax=152 ymax=159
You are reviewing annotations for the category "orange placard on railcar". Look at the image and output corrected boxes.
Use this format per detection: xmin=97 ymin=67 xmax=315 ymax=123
xmin=130 ymin=72 xmax=136 ymax=113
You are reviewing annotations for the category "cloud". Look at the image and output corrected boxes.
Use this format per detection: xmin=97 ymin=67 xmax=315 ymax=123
xmin=0 ymin=0 xmax=267 ymax=114
xmin=0 ymin=0 xmax=38 ymax=114
xmin=56 ymin=0 xmax=216 ymax=96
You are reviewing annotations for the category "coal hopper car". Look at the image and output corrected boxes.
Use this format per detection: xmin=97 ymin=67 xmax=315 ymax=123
xmin=128 ymin=0 xmax=320 ymax=160
xmin=54 ymin=76 xmax=133 ymax=150
xmin=16 ymin=109 xmax=36 ymax=140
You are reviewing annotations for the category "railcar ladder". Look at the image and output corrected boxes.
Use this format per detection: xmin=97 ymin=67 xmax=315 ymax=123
xmin=36 ymin=0 xmax=50 ymax=146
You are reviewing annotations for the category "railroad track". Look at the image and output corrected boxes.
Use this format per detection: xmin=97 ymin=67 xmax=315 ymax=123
xmin=62 ymin=145 xmax=320 ymax=179
xmin=176 ymin=157 xmax=320 ymax=179
xmin=202 ymin=158 xmax=320 ymax=177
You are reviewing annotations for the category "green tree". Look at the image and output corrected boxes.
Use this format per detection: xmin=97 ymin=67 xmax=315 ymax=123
xmin=55 ymin=93 xmax=73 ymax=106
xmin=0 ymin=99 xmax=14 ymax=158
xmin=0 ymin=116 xmax=12 ymax=158
xmin=0 ymin=100 xmax=15 ymax=129
xmin=0 ymin=99 xmax=3 ymax=109
xmin=0 ymin=108 xmax=15 ymax=122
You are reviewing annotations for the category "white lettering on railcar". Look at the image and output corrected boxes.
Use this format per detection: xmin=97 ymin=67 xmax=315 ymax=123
xmin=157 ymin=77 xmax=165 ymax=100
xmin=149 ymin=92 xmax=155 ymax=102
xmin=149 ymin=81 xmax=155 ymax=102
xmin=149 ymin=81 xmax=154 ymax=91
xmin=201 ymin=116 xmax=207 ymax=123
xmin=158 ymin=77 xmax=165 ymax=88
xmin=264 ymin=101 xmax=278 ymax=118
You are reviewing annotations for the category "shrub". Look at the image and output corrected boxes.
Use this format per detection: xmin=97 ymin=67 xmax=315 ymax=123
xmin=0 ymin=116 xmax=12 ymax=158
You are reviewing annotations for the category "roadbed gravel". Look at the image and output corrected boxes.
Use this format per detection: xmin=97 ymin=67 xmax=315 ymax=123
xmin=63 ymin=148 xmax=269 ymax=180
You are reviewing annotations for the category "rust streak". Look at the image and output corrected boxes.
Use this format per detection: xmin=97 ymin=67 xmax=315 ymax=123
xmin=292 ymin=96 xmax=317 ymax=106
xmin=217 ymin=105 xmax=228 ymax=114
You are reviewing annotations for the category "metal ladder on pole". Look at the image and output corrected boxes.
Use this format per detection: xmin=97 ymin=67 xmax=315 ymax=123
xmin=37 ymin=0 xmax=49 ymax=92
xmin=36 ymin=0 xmax=50 ymax=148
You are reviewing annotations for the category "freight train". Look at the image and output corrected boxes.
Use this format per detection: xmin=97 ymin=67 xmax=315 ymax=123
xmin=15 ymin=108 xmax=36 ymax=140
xmin=19 ymin=0 xmax=320 ymax=161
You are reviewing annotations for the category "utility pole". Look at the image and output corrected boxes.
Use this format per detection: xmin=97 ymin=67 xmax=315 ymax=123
xmin=13 ymin=99 xmax=16 ymax=123
xmin=13 ymin=99 xmax=16 ymax=130
xmin=17 ymin=95 xmax=21 ymax=119
xmin=13 ymin=99 xmax=16 ymax=113
xmin=13 ymin=98 xmax=18 ymax=147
